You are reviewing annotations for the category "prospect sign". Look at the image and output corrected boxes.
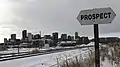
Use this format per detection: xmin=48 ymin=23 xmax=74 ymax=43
xmin=77 ymin=7 xmax=116 ymax=25
xmin=77 ymin=7 xmax=116 ymax=67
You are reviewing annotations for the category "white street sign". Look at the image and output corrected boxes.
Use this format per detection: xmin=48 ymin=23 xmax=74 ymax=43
xmin=77 ymin=7 xmax=116 ymax=25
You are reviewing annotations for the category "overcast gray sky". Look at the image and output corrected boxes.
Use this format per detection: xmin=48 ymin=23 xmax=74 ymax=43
xmin=0 ymin=0 xmax=119 ymax=42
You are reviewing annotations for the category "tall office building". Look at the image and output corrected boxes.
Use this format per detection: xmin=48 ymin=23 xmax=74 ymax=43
xmin=61 ymin=34 xmax=67 ymax=41
xmin=75 ymin=32 xmax=78 ymax=39
xmin=11 ymin=34 xmax=16 ymax=40
xmin=71 ymin=36 xmax=74 ymax=41
xmin=4 ymin=38 xmax=8 ymax=44
xmin=68 ymin=35 xmax=72 ymax=41
xmin=28 ymin=33 xmax=32 ymax=41
xmin=52 ymin=32 xmax=58 ymax=46
xmin=39 ymin=31 xmax=41 ymax=37
xmin=22 ymin=30 xmax=27 ymax=40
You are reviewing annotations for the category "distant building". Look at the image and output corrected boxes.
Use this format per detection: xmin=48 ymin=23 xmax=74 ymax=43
xmin=28 ymin=33 xmax=32 ymax=41
xmin=33 ymin=34 xmax=41 ymax=39
xmin=75 ymin=32 xmax=78 ymax=39
xmin=16 ymin=39 xmax=21 ymax=45
xmin=22 ymin=30 xmax=27 ymax=40
xmin=44 ymin=35 xmax=51 ymax=39
xmin=4 ymin=38 xmax=8 ymax=44
xmin=75 ymin=36 xmax=89 ymax=45
xmin=71 ymin=36 xmax=74 ymax=41
xmin=106 ymin=37 xmax=120 ymax=43
xmin=52 ymin=32 xmax=58 ymax=46
xmin=61 ymin=34 xmax=67 ymax=41
xmin=0 ymin=43 xmax=7 ymax=51
xmin=10 ymin=39 xmax=16 ymax=45
xmin=68 ymin=35 xmax=72 ymax=41
xmin=11 ymin=34 xmax=16 ymax=40
xmin=58 ymin=41 xmax=76 ymax=47
xmin=98 ymin=37 xmax=120 ymax=44
xmin=80 ymin=36 xmax=90 ymax=44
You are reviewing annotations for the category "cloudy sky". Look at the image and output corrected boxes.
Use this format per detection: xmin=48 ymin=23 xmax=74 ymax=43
xmin=0 ymin=0 xmax=119 ymax=42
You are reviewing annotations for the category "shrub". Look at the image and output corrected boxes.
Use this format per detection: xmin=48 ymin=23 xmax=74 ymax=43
xmin=57 ymin=49 xmax=95 ymax=67
xmin=30 ymin=49 xmax=40 ymax=54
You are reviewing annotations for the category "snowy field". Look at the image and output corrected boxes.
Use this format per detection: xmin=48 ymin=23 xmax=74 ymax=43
xmin=0 ymin=42 xmax=95 ymax=54
xmin=0 ymin=47 xmax=65 ymax=54
xmin=0 ymin=48 xmax=89 ymax=67
xmin=0 ymin=47 xmax=115 ymax=67
xmin=0 ymin=48 xmax=35 ymax=54
xmin=0 ymin=42 xmax=116 ymax=67
xmin=0 ymin=48 xmax=115 ymax=67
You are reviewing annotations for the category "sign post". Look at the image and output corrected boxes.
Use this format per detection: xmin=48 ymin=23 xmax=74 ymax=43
xmin=94 ymin=24 xmax=100 ymax=67
xmin=77 ymin=7 xmax=116 ymax=67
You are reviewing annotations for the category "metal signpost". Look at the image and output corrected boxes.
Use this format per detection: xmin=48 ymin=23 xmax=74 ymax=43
xmin=77 ymin=7 xmax=116 ymax=67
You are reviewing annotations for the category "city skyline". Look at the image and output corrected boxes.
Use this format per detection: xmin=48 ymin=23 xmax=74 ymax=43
xmin=1 ymin=29 xmax=120 ymax=43
xmin=3 ymin=30 xmax=80 ymax=40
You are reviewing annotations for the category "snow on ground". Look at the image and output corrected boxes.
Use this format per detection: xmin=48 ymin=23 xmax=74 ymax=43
xmin=0 ymin=43 xmax=115 ymax=67
xmin=0 ymin=47 xmax=56 ymax=54
xmin=100 ymin=57 xmax=120 ymax=67
xmin=0 ymin=47 xmax=115 ymax=67
xmin=78 ymin=42 xmax=102 ymax=47
xmin=0 ymin=43 xmax=92 ymax=54
xmin=101 ymin=58 xmax=113 ymax=67
xmin=0 ymin=48 xmax=89 ymax=67
xmin=0 ymin=48 xmax=38 ymax=54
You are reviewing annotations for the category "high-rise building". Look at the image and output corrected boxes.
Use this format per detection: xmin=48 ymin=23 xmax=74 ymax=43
xmin=61 ymin=34 xmax=67 ymax=41
xmin=75 ymin=32 xmax=78 ymax=39
xmin=68 ymin=35 xmax=72 ymax=41
xmin=22 ymin=30 xmax=27 ymax=40
xmin=71 ymin=36 xmax=74 ymax=41
xmin=39 ymin=31 xmax=41 ymax=37
xmin=11 ymin=34 xmax=16 ymax=40
xmin=52 ymin=32 xmax=58 ymax=46
xmin=4 ymin=38 xmax=8 ymax=44
xmin=28 ymin=33 xmax=32 ymax=41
